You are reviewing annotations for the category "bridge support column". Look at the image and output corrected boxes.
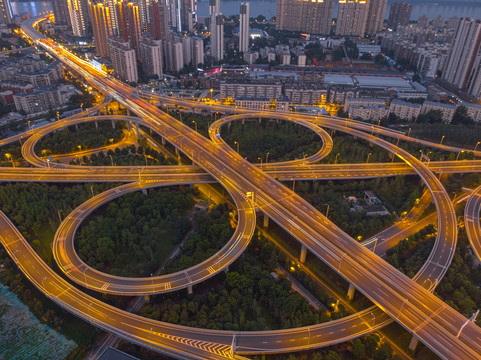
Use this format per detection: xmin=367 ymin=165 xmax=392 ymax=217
xmin=347 ymin=284 xmax=356 ymax=301
xmin=224 ymin=266 xmax=229 ymax=274
xmin=188 ymin=285 xmax=193 ymax=295
xmin=127 ymin=121 xmax=131 ymax=131
xmin=126 ymin=108 xmax=131 ymax=116
xmin=161 ymin=137 xmax=166 ymax=145
xmin=142 ymin=189 xmax=147 ymax=195
xmin=175 ymin=147 xmax=179 ymax=155
xmin=263 ymin=213 xmax=269 ymax=228
xmin=95 ymin=121 xmax=98 ymax=129
xmin=408 ymin=336 xmax=419 ymax=352
xmin=144 ymin=295 xmax=150 ymax=303
xmin=134 ymin=123 xmax=140 ymax=141
xmin=111 ymin=120 xmax=116 ymax=129
xmin=300 ymin=245 xmax=307 ymax=263
xmin=75 ymin=124 xmax=78 ymax=130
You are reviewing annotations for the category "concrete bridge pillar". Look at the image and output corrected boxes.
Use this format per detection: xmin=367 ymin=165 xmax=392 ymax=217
xmin=175 ymin=147 xmax=179 ymax=156
xmin=224 ymin=266 xmax=229 ymax=274
xmin=127 ymin=121 xmax=131 ymax=131
xmin=111 ymin=120 xmax=116 ymax=129
xmin=142 ymin=189 xmax=147 ymax=195
xmin=408 ymin=336 xmax=419 ymax=353
xmin=188 ymin=285 xmax=193 ymax=295
xmin=75 ymin=124 xmax=78 ymax=130
xmin=134 ymin=123 xmax=140 ymax=141
xmin=95 ymin=121 xmax=98 ymax=129
xmin=144 ymin=295 xmax=150 ymax=303
xmin=161 ymin=137 xmax=166 ymax=145
xmin=126 ymin=108 xmax=131 ymax=116
xmin=300 ymin=245 xmax=307 ymax=263
xmin=263 ymin=213 xmax=269 ymax=228
xmin=347 ymin=284 xmax=356 ymax=301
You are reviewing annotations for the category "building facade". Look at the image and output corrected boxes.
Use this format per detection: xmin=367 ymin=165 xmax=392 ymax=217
xmin=365 ymin=0 xmax=388 ymax=34
xmin=140 ymin=38 xmax=163 ymax=78
xmin=108 ymin=38 xmax=138 ymax=83
xmin=336 ymin=0 xmax=368 ymax=36
xmin=90 ymin=1 xmax=113 ymax=57
xmin=387 ymin=1 xmax=412 ymax=30
xmin=239 ymin=2 xmax=249 ymax=53
xmin=276 ymin=0 xmax=334 ymax=35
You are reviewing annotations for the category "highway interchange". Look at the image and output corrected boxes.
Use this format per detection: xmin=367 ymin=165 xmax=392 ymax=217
xmin=1 ymin=14 xmax=481 ymax=359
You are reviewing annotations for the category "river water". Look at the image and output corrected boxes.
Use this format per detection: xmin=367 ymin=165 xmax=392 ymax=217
xmin=10 ymin=0 xmax=481 ymax=23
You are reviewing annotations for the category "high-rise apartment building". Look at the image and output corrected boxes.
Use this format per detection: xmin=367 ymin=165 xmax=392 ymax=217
xmin=209 ymin=0 xmax=219 ymax=16
xmin=108 ymin=38 xmax=138 ymax=82
xmin=365 ymin=0 xmax=388 ymax=34
xmin=210 ymin=12 xmax=224 ymax=60
xmin=179 ymin=0 xmax=193 ymax=32
xmin=52 ymin=0 xmax=71 ymax=27
xmin=67 ymin=0 xmax=88 ymax=36
xmin=387 ymin=1 xmax=412 ymax=30
xmin=443 ymin=18 xmax=481 ymax=99
xmin=167 ymin=0 xmax=180 ymax=31
xmin=139 ymin=0 xmax=152 ymax=32
xmin=417 ymin=15 xmax=430 ymax=29
xmin=89 ymin=1 xmax=113 ymax=57
xmin=239 ymin=2 xmax=249 ymax=52
xmin=432 ymin=15 xmax=445 ymax=29
xmin=164 ymin=39 xmax=184 ymax=71
xmin=192 ymin=36 xmax=204 ymax=66
xmin=149 ymin=0 xmax=170 ymax=39
xmin=139 ymin=37 xmax=163 ymax=78
xmin=182 ymin=35 xmax=192 ymax=65
xmin=116 ymin=1 xmax=142 ymax=59
xmin=336 ymin=0 xmax=368 ymax=36
xmin=276 ymin=0 xmax=334 ymax=35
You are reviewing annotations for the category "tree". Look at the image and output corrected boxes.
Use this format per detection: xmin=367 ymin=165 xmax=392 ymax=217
xmin=452 ymin=106 xmax=475 ymax=126
xmin=417 ymin=109 xmax=443 ymax=124
xmin=352 ymin=338 xmax=366 ymax=359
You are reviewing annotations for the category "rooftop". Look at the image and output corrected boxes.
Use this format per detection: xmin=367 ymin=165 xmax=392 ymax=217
xmin=354 ymin=76 xmax=412 ymax=89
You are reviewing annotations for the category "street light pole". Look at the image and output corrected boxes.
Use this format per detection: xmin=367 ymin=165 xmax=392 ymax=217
xmin=266 ymin=152 xmax=269 ymax=165
xmin=335 ymin=153 xmax=340 ymax=164
xmin=456 ymin=150 xmax=465 ymax=161
xmin=4 ymin=153 xmax=14 ymax=168
xmin=57 ymin=210 xmax=63 ymax=223
xmin=397 ymin=298 xmax=409 ymax=319
xmin=475 ymin=142 xmax=481 ymax=151
xmin=192 ymin=120 xmax=197 ymax=132
xmin=234 ymin=141 xmax=239 ymax=153
xmin=366 ymin=153 xmax=372 ymax=163
xmin=440 ymin=135 xmax=445 ymax=145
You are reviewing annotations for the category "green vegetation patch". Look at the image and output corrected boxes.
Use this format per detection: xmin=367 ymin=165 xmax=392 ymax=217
xmin=222 ymin=119 xmax=323 ymax=163
xmin=294 ymin=176 xmax=421 ymax=239
xmin=161 ymin=203 xmax=234 ymax=274
xmin=140 ymin=234 xmax=327 ymax=331
xmin=76 ymin=143 xmax=177 ymax=166
xmin=77 ymin=187 xmax=195 ymax=277
xmin=36 ymin=121 xmax=124 ymax=155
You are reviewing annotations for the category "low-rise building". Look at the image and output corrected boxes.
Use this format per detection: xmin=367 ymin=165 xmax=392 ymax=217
xmin=235 ymin=97 xmax=270 ymax=110
xmin=421 ymin=100 xmax=456 ymax=123
xmin=390 ymin=99 xmax=422 ymax=120
xmin=285 ymin=86 xmax=328 ymax=105
xmin=220 ymin=81 xmax=283 ymax=100
xmin=464 ymin=103 xmax=481 ymax=123
xmin=345 ymin=97 xmax=386 ymax=112
xmin=349 ymin=104 xmax=390 ymax=121
xmin=13 ymin=87 xmax=64 ymax=114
